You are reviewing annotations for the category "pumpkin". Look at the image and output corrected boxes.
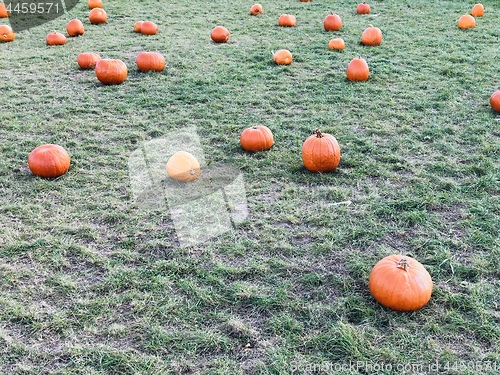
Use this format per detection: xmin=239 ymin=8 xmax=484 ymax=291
xmin=0 ymin=3 xmax=9 ymax=18
xmin=46 ymin=32 xmax=67 ymax=45
xmin=89 ymin=7 xmax=107 ymax=24
xmin=134 ymin=21 xmax=144 ymax=32
xmin=361 ymin=24 xmax=382 ymax=46
xmin=166 ymin=151 xmax=201 ymax=182
xmin=273 ymin=49 xmax=292 ymax=65
xmin=490 ymin=91 xmax=500 ymax=113
xmin=77 ymin=52 xmax=101 ymax=69
xmin=28 ymin=144 xmax=71 ymax=178
xmin=240 ymin=126 xmax=274 ymax=152
xmin=328 ymin=38 xmax=345 ymax=50
xmin=136 ymin=51 xmax=165 ymax=72
xmin=346 ymin=56 xmax=369 ymax=81
xmin=95 ymin=58 xmax=128 ymax=85
xmin=250 ymin=4 xmax=263 ymax=15
xmin=471 ymin=3 xmax=484 ymax=17
xmin=88 ymin=0 xmax=103 ymax=9
xmin=0 ymin=24 xmax=15 ymax=42
xmin=140 ymin=21 xmax=158 ymax=35
xmin=369 ymin=255 xmax=433 ymax=311
xmin=278 ymin=14 xmax=296 ymax=27
xmin=324 ymin=13 xmax=342 ymax=31
xmin=210 ymin=26 xmax=230 ymax=43
xmin=356 ymin=2 xmax=371 ymax=14
xmin=66 ymin=19 xmax=84 ymax=36
xmin=457 ymin=14 xmax=475 ymax=29
xmin=302 ymin=129 xmax=341 ymax=173
xmin=300 ymin=0 xmax=312 ymax=2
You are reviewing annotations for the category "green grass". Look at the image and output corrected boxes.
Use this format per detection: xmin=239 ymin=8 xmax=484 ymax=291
xmin=1 ymin=0 xmax=499 ymax=373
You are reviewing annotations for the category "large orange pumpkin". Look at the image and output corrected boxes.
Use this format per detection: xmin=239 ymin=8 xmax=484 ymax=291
xmin=457 ymin=14 xmax=475 ymax=29
xmin=89 ymin=8 xmax=107 ymax=24
xmin=0 ymin=24 xmax=15 ymax=42
xmin=323 ymin=13 xmax=342 ymax=31
xmin=471 ymin=3 xmax=484 ymax=17
xmin=250 ymin=4 xmax=263 ymax=15
xmin=278 ymin=14 xmax=296 ymax=27
xmin=66 ymin=19 xmax=84 ymax=37
xmin=46 ymin=32 xmax=67 ymax=45
xmin=95 ymin=59 xmax=128 ymax=85
xmin=166 ymin=151 xmax=201 ymax=182
xmin=140 ymin=21 xmax=158 ymax=35
xmin=88 ymin=0 xmax=103 ymax=9
xmin=0 ymin=3 xmax=9 ymax=18
xmin=273 ymin=49 xmax=292 ymax=65
xmin=490 ymin=91 xmax=500 ymax=113
xmin=361 ymin=24 xmax=382 ymax=46
xmin=28 ymin=144 xmax=71 ymax=178
xmin=240 ymin=126 xmax=274 ymax=152
xmin=77 ymin=52 xmax=101 ymax=69
xmin=369 ymin=255 xmax=433 ymax=311
xmin=210 ymin=26 xmax=230 ymax=43
xmin=346 ymin=56 xmax=369 ymax=81
xmin=302 ymin=129 xmax=341 ymax=173
xmin=356 ymin=2 xmax=371 ymax=14
xmin=136 ymin=51 xmax=165 ymax=72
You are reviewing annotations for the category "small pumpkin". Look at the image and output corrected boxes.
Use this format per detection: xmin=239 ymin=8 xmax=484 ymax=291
xmin=88 ymin=0 xmax=103 ymax=9
xmin=140 ymin=21 xmax=158 ymax=35
xmin=273 ymin=49 xmax=292 ymax=65
xmin=77 ymin=52 xmax=101 ymax=69
xmin=66 ymin=19 xmax=84 ymax=37
xmin=0 ymin=3 xmax=9 ymax=18
xmin=166 ymin=151 xmax=201 ymax=182
xmin=134 ymin=21 xmax=144 ymax=32
xmin=361 ymin=24 xmax=382 ymax=46
xmin=250 ymin=4 xmax=263 ymax=15
xmin=278 ymin=14 xmax=296 ymax=27
xmin=210 ymin=26 xmax=230 ymax=43
xmin=346 ymin=56 xmax=369 ymax=81
xmin=356 ymin=2 xmax=371 ymax=14
xmin=490 ymin=91 xmax=500 ymax=113
xmin=328 ymin=38 xmax=345 ymax=50
xmin=324 ymin=13 xmax=342 ymax=31
xmin=457 ymin=14 xmax=475 ymax=29
xmin=369 ymin=255 xmax=433 ymax=312
xmin=46 ymin=32 xmax=67 ymax=46
xmin=28 ymin=144 xmax=71 ymax=178
xmin=95 ymin=58 xmax=128 ymax=85
xmin=240 ymin=126 xmax=274 ymax=152
xmin=89 ymin=7 xmax=107 ymax=24
xmin=0 ymin=24 xmax=15 ymax=42
xmin=300 ymin=0 xmax=312 ymax=2
xmin=471 ymin=3 xmax=484 ymax=17
xmin=302 ymin=129 xmax=341 ymax=173
xmin=136 ymin=51 xmax=165 ymax=72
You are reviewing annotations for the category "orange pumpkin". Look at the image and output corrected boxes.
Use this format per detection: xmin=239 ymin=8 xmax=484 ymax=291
xmin=324 ymin=13 xmax=342 ymax=31
xmin=0 ymin=24 xmax=15 ymax=42
xmin=95 ymin=59 xmax=128 ymax=85
xmin=250 ymin=4 xmax=263 ymax=15
xmin=88 ymin=0 xmax=103 ymax=9
xmin=0 ymin=3 xmax=9 ymax=18
xmin=361 ymin=24 xmax=382 ymax=46
xmin=28 ymin=144 xmax=71 ymax=178
xmin=328 ymin=38 xmax=345 ymax=50
xmin=136 ymin=51 xmax=165 ymax=72
xmin=369 ymin=255 xmax=433 ymax=311
xmin=210 ymin=26 xmax=230 ymax=43
xmin=356 ymin=2 xmax=371 ymax=14
xmin=77 ymin=52 xmax=101 ymax=69
xmin=66 ymin=19 xmax=84 ymax=36
xmin=140 ymin=21 xmax=158 ymax=35
xmin=273 ymin=49 xmax=292 ymax=65
xmin=46 ymin=32 xmax=67 ymax=45
xmin=346 ymin=56 xmax=369 ymax=81
xmin=240 ymin=126 xmax=274 ymax=152
xmin=89 ymin=8 xmax=107 ymax=24
xmin=134 ymin=21 xmax=144 ymax=32
xmin=490 ymin=91 xmax=500 ymax=113
xmin=278 ymin=14 xmax=296 ymax=27
xmin=471 ymin=3 xmax=484 ymax=17
xmin=302 ymin=129 xmax=341 ymax=173
xmin=166 ymin=151 xmax=201 ymax=182
xmin=458 ymin=14 xmax=475 ymax=29
xmin=300 ymin=0 xmax=312 ymax=2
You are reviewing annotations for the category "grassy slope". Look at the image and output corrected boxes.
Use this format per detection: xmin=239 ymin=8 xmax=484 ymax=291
xmin=0 ymin=0 xmax=499 ymax=374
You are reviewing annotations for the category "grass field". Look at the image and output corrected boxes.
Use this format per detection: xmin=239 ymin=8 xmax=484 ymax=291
xmin=1 ymin=0 xmax=499 ymax=374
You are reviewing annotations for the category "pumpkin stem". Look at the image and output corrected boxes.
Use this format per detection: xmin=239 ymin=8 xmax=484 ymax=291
xmin=397 ymin=258 xmax=411 ymax=271
xmin=314 ymin=128 xmax=323 ymax=138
